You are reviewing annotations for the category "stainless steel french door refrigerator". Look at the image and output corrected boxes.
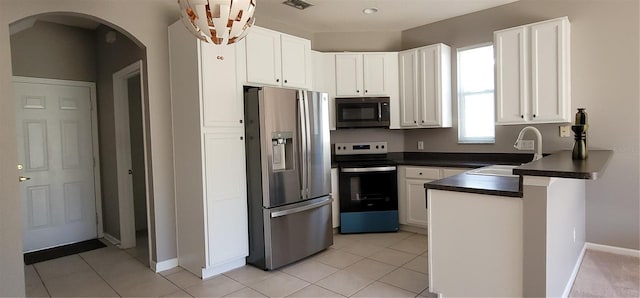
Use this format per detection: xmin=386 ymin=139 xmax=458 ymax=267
xmin=244 ymin=86 xmax=333 ymax=270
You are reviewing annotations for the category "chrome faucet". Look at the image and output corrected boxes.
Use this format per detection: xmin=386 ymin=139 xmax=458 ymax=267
xmin=514 ymin=126 xmax=543 ymax=161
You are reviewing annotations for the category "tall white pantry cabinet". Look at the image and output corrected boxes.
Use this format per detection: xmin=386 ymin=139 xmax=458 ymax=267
xmin=168 ymin=21 xmax=248 ymax=279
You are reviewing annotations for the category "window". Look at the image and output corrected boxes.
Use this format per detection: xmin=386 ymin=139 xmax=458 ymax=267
xmin=457 ymin=44 xmax=495 ymax=143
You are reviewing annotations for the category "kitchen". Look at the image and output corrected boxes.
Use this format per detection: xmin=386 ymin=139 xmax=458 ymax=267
xmin=0 ymin=0 xmax=638 ymax=297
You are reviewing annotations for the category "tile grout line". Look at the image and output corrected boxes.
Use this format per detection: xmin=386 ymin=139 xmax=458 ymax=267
xmin=30 ymin=265 xmax=52 ymax=298
xmin=77 ymin=252 xmax=124 ymax=297
xmin=157 ymin=270 xmax=196 ymax=297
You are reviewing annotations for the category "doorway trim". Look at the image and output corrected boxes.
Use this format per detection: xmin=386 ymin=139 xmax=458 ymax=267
xmin=12 ymin=76 xmax=104 ymax=240
xmin=112 ymin=60 xmax=149 ymax=252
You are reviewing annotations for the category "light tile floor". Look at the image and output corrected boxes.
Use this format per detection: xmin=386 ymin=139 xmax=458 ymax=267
xmin=25 ymin=231 xmax=436 ymax=297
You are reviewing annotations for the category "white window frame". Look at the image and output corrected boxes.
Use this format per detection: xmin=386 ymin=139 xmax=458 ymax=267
xmin=457 ymin=42 xmax=495 ymax=144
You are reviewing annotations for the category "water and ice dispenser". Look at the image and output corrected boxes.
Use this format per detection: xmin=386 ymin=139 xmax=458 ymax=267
xmin=271 ymin=132 xmax=293 ymax=171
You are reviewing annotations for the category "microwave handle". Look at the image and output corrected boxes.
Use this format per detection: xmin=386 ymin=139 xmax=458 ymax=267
xmin=378 ymin=102 xmax=382 ymax=121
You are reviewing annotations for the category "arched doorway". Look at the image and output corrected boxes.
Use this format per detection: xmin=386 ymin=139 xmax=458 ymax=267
xmin=10 ymin=12 xmax=153 ymax=266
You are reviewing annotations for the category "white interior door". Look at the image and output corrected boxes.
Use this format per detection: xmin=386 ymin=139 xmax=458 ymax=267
xmin=14 ymin=79 xmax=97 ymax=252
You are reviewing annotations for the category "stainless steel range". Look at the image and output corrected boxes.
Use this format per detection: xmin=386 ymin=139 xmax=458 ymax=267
xmin=334 ymin=142 xmax=399 ymax=233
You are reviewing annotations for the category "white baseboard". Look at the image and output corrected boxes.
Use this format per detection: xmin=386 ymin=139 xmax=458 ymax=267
xmin=152 ymin=258 xmax=178 ymax=273
xmin=562 ymin=243 xmax=587 ymax=298
xmin=586 ymin=242 xmax=640 ymax=257
xmin=102 ymin=233 xmax=120 ymax=245
xmin=201 ymin=258 xmax=245 ymax=279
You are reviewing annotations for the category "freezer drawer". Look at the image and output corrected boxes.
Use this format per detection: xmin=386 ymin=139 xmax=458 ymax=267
xmin=263 ymin=196 xmax=333 ymax=270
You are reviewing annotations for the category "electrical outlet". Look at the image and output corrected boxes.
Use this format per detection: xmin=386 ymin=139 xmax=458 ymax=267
xmin=418 ymin=141 xmax=424 ymax=150
xmin=559 ymin=125 xmax=571 ymax=138
xmin=515 ymin=140 xmax=535 ymax=150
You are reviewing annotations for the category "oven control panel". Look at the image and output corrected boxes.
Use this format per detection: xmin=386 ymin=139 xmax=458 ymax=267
xmin=334 ymin=142 xmax=388 ymax=155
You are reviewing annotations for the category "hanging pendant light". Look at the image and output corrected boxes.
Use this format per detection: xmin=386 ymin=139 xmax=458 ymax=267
xmin=178 ymin=0 xmax=256 ymax=45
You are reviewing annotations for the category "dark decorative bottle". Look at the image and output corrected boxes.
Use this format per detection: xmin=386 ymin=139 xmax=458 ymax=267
xmin=572 ymin=108 xmax=588 ymax=160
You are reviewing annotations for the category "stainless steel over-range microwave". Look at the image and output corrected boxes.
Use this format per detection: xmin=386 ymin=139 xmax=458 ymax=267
xmin=335 ymin=97 xmax=390 ymax=129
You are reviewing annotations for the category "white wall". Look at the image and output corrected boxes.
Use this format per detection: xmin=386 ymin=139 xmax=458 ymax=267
xmin=0 ymin=1 xmax=180 ymax=295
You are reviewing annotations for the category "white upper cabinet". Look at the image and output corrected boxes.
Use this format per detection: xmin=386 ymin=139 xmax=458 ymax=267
xmin=245 ymin=26 xmax=311 ymax=89
xmin=312 ymin=51 xmax=337 ymax=130
xmin=335 ymin=53 xmax=397 ymax=97
xmin=200 ymin=44 xmax=242 ymax=128
xmin=335 ymin=54 xmax=362 ymax=96
xmin=495 ymin=17 xmax=571 ymax=125
xmin=398 ymin=43 xmax=452 ymax=128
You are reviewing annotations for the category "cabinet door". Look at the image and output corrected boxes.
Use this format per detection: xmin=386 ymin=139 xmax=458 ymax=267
xmin=312 ymin=52 xmax=336 ymax=130
xmin=495 ymin=26 xmax=528 ymax=124
xmin=335 ymin=54 xmax=363 ymax=96
xmin=398 ymin=51 xmax=419 ymax=127
xmin=203 ymin=131 xmax=248 ymax=267
xmin=530 ymin=18 xmax=570 ymax=123
xmin=200 ymin=43 xmax=242 ymax=128
xmin=281 ymin=35 xmax=310 ymax=89
xmin=418 ymin=46 xmax=441 ymax=126
xmin=363 ymin=54 xmax=386 ymax=95
xmin=406 ymin=179 xmax=430 ymax=227
xmin=245 ymin=27 xmax=282 ymax=86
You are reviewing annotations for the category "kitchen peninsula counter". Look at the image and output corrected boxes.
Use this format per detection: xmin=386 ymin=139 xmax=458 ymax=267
xmin=425 ymin=150 xmax=614 ymax=297
xmin=423 ymin=150 xmax=613 ymax=198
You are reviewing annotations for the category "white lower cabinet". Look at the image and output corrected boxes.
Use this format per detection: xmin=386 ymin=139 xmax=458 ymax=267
xmin=169 ymin=21 xmax=248 ymax=279
xmin=398 ymin=166 xmax=470 ymax=228
xmin=331 ymin=168 xmax=340 ymax=229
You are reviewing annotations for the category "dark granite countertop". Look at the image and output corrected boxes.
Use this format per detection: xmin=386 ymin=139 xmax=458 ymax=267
xmin=331 ymin=152 xmax=536 ymax=168
xmin=425 ymin=173 xmax=522 ymax=198
xmin=513 ymin=150 xmax=613 ymax=179
xmin=388 ymin=152 xmax=534 ymax=168
xmin=424 ymin=150 xmax=613 ymax=198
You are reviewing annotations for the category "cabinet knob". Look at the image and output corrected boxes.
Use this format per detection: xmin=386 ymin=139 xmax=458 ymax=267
xmin=414 ymin=121 xmax=417 ymax=123
xmin=365 ymin=90 xmax=368 ymax=93
xmin=533 ymin=114 xmax=537 ymax=118
xmin=421 ymin=120 xmax=425 ymax=123
xmin=216 ymin=56 xmax=224 ymax=60
xmin=240 ymin=136 xmax=244 ymax=140
xmin=284 ymin=79 xmax=288 ymax=83
xmin=521 ymin=115 xmax=524 ymax=119
xmin=419 ymin=172 xmax=423 ymax=175
xmin=239 ymin=120 xmax=243 ymax=124
xmin=276 ymin=79 xmax=280 ymax=83
xmin=356 ymin=90 xmax=360 ymax=93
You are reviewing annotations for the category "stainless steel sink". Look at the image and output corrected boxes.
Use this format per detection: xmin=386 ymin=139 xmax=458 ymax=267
xmin=466 ymin=165 xmax=519 ymax=177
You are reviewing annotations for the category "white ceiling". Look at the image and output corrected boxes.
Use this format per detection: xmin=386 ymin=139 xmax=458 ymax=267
xmin=255 ymin=0 xmax=519 ymax=33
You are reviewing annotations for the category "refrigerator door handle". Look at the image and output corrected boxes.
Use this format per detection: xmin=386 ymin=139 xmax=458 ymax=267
xmin=270 ymin=197 xmax=333 ymax=218
xmin=303 ymin=91 xmax=312 ymax=198
xmin=298 ymin=91 xmax=308 ymax=199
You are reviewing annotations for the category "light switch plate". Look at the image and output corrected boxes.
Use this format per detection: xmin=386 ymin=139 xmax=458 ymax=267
xmin=559 ymin=125 xmax=571 ymax=137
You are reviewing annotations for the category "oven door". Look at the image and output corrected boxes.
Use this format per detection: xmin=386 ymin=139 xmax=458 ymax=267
xmin=338 ymin=166 xmax=398 ymax=212
xmin=335 ymin=98 xmax=390 ymax=128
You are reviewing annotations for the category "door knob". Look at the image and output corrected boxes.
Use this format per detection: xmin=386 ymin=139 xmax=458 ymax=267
xmin=18 ymin=176 xmax=31 ymax=182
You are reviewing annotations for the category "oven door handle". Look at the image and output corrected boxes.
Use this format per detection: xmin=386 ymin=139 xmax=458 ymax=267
xmin=341 ymin=166 xmax=396 ymax=173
